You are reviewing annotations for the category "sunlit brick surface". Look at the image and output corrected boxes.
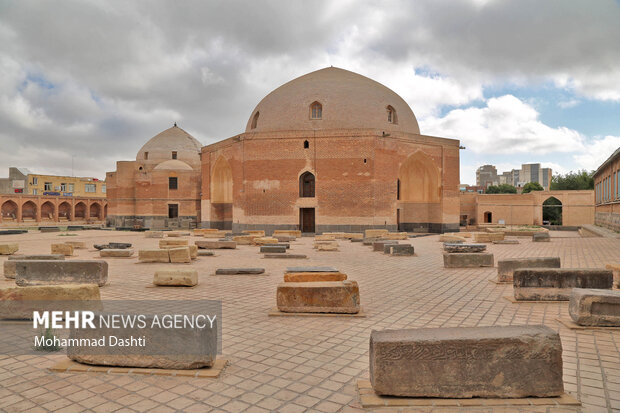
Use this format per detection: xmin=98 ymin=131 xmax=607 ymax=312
xmin=1 ymin=230 xmax=619 ymax=412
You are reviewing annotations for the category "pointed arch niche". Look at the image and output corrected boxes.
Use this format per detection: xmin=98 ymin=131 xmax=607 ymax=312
xmin=210 ymin=155 xmax=233 ymax=229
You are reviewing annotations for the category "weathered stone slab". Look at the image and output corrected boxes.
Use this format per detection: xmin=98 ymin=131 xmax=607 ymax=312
xmin=51 ymin=243 xmax=73 ymax=256
xmin=253 ymin=237 xmax=279 ymax=245
xmin=64 ymin=241 xmax=86 ymax=249
xmin=369 ymin=325 xmax=563 ymax=398
xmin=365 ymin=229 xmax=389 ymax=238
xmin=317 ymin=243 xmax=339 ymax=251
xmin=260 ymin=245 xmax=286 ymax=253
xmin=67 ymin=313 xmax=217 ymax=369
xmin=569 ymin=288 xmax=620 ymax=326
xmin=188 ymin=245 xmax=198 ymax=260
xmin=197 ymin=250 xmax=214 ymax=257
xmin=145 ymin=231 xmax=164 ymax=238
xmin=100 ymin=249 xmax=134 ymax=258
xmin=0 ymin=285 xmax=102 ymax=319
xmin=287 ymin=266 xmax=339 ymax=273
xmin=4 ymin=254 xmax=65 ymax=279
xmin=443 ymin=243 xmax=486 ymax=253
xmin=153 ymin=269 xmax=198 ymax=286
xmin=497 ymin=257 xmax=561 ymax=282
xmin=606 ymin=263 xmax=620 ymax=288
xmin=283 ymin=272 xmax=347 ymax=282
xmin=277 ymin=281 xmax=360 ymax=313
xmin=232 ymin=235 xmax=258 ymax=245
xmin=323 ymin=232 xmax=347 ymax=239
xmin=533 ymin=232 xmax=551 ymax=242
xmin=473 ymin=232 xmax=505 ymax=243
xmin=264 ymin=253 xmax=307 ymax=259
xmin=40 ymin=227 xmax=60 ymax=233
xmin=493 ymin=239 xmax=520 ymax=244
xmin=215 ymin=268 xmax=265 ymax=275
xmin=138 ymin=249 xmax=170 ymax=263
xmin=273 ymin=230 xmax=300 ymax=238
xmin=315 ymin=234 xmax=336 ymax=241
xmin=381 ymin=232 xmax=408 ymax=240
xmin=274 ymin=235 xmax=295 ymax=242
xmin=446 ymin=232 xmax=472 ymax=238
xmin=314 ymin=240 xmax=338 ymax=249
xmin=16 ymin=260 xmax=108 ymax=287
xmin=443 ymin=253 xmax=494 ymax=268
xmin=202 ymin=231 xmax=229 ymax=238
xmin=166 ymin=231 xmax=190 ymax=237
xmin=346 ymin=233 xmax=364 ymax=240
xmin=351 ymin=238 xmax=363 ymax=242
xmin=372 ymin=241 xmax=398 ymax=252
xmin=109 ymin=242 xmax=132 ymax=249
xmin=362 ymin=238 xmax=380 ymax=246
xmin=169 ymin=247 xmax=191 ymax=263
xmin=159 ymin=239 xmax=188 ymax=248
xmin=385 ymin=244 xmax=414 ymax=256
xmin=263 ymin=243 xmax=290 ymax=249
xmin=0 ymin=243 xmax=19 ymax=255
xmin=245 ymin=230 xmax=266 ymax=237
xmin=195 ymin=240 xmax=236 ymax=249
xmin=514 ymin=268 xmax=613 ymax=301
xmin=438 ymin=234 xmax=466 ymax=243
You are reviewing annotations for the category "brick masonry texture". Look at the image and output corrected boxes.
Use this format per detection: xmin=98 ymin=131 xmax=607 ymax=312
xmin=0 ymin=229 xmax=619 ymax=412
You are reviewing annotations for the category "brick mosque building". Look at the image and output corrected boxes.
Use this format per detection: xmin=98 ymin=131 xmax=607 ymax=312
xmin=107 ymin=67 xmax=460 ymax=233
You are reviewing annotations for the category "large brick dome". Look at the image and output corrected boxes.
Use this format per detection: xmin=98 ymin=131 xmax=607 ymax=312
xmin=245 ymin=67 xmax=420 ymax=134
xmin=136 ymin=125 xmax=202 ymax=169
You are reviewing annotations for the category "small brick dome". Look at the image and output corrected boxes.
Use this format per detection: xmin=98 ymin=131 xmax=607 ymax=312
xmin=245 ymin=67 xmax=420 ymax=134
xmin=136 ymin=125 xmax=202 ymax=169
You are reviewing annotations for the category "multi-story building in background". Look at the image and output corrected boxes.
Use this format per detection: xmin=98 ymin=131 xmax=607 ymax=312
xmin=475 ymin=165 xmax=498 ymax=188
xmin=0 ymin=167 xmax=106 ymax=198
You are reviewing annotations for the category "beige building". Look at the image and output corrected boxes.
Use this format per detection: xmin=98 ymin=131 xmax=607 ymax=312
xmin=0 ymin=167 xmax=106 ymax=198
xmin=475 ymin=165 xmax=498 ymax=188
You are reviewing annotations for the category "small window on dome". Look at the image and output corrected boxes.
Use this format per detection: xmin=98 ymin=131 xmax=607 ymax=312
xmin=387 ymin=106 xmax=397 ymax=124
xmin=172 ymin=151 xmax=177 ymax=160
xmin=144 ymin=152 xmax=149 ymax=160
xmin=310 ymin=102 xmax=322 ymax=120
xmin=251 ymin=112 xmax=259 ymax=129
xmin=304 ymin=140 xmax=309 ymax=149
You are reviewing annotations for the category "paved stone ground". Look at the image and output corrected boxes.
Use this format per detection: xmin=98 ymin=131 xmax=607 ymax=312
xmin=0 ymin=230 xmax=619 ymax=412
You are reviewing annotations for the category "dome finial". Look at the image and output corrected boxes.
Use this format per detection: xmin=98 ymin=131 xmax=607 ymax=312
xmin=174 ymin=122 xmax=177 ymax=127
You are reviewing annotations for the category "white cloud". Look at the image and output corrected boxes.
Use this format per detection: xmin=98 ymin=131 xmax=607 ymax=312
xmin=421 ymin=95 xmax=584 ymax=154
xmin=573 ymin=136 xmax=620 ymax=171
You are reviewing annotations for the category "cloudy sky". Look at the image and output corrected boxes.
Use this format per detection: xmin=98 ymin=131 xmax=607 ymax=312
xmin=1 ymin=0 xmax=619 ymax=185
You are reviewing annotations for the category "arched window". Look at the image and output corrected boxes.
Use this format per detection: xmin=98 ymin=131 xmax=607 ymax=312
xmin=310 ymin=102 xmax=322 ymax=120
xmin=299 ymin=171 xmax=315 ymax=197
xmin=387 ymin=106 xmax=397 ymax=124
xmin=304 ymin=140 xmax=309 ymax=149
xmin=251 ymin=112 xmax=259 ymax=129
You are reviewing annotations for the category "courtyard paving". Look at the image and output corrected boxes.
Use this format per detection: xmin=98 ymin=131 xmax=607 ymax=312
xmin=0 ymin=229 xmax=619 ymax=412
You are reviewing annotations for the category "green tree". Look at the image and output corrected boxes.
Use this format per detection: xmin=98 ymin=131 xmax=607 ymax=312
xmin=550 ymin=170 xmax=594 ymax=190
xmin=486 ymin=184 xmax=517 ymax=194
xmin=522 ymin=182 xmax=544 ymax=193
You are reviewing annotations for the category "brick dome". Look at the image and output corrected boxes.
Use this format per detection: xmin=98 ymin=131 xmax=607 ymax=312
xmin=136 ymin=125 xmax=202 ymax=169
xmin=245 ymin=67 xmax=420 ymax=134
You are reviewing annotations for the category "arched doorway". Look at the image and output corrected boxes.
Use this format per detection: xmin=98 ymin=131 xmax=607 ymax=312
xmin=543 ymin=197 xmax=562 ymax=225
xmin=41 ymin=201 xmax=55 ymax=221
xmin=210 ymin=156 xmax=233 ymax=229
xmin=299 ymin=172 xmax=315 ymax=198
xmin=75 ymin=202 xmax=86 ymax=220
xmin=1 ymin=200 xmax=18 ymax=221
xmin=484 ymin=211 xmax=492 ymax=223
xmin=90 ymin=203 xmax=101 ymax=219
xmin=397 ymin=152 xmax=441 ymax=231
xmin=22 ymin=201 xmax=36 ymax=221
xmin=58 ymin=202 xmax=71 ymax=221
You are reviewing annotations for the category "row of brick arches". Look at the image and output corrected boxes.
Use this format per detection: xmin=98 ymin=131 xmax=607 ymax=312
xmin=0 ymin=196 xmax=107 ymax=224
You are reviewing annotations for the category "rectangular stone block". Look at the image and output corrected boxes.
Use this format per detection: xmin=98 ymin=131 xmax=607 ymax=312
xmin=315 ymin=234 xmax=336 ymax=241
xmin=252 ymin=237 xmax=279 ymax=245
xmin=169 ymin=247 xmax=191 ymax=263
xmin=369 ymin=325 xmax=563 ymax=398
xmin=264 ymin=253 xmax=307 ymax=259
xmin=4 ymin=254 xmax=65 ymax=279
xmin=493 ymin=240 xmax=519 ymax=244
xmin=439 ymin=234 xmax=466 ymax=243
xmin=277 ymin=281 xmax=360 ymax=313
xmin=188 ymin=245 xmax=198 ymax=259
xmin=317 ymin=243 xmax=339 ymax=251
xmin=67 ymin=313 xmax=217 ymax=369
xmin=138 ymin=249 xmax=170 ymax=263
xmin=39 ymin=227 xmax=60 ymax=233
xmin=108 ymin=243 xmax=132 ymax=249
xmin=514 ymin=268 xmax=613 ymax=301
xmin=100 ymin=249 xmax=134 ymax=258
xmin=381 ymin=232 xmax=408 ymax=240
xmin=365 ymin=229 xmax=389 ymax=238
xmin=605 ymin=263 xmax=620 ymax=288
xmin=245 ymin=230 xmax=266 ymax=237
xmin=497 ymin=257 xmax=561 ymax=282
xmin=273 ymin=230 xmax=301 ymax=238
xmin=443 ymin=253 xmax=494 ymax=268
xmin=51 ymin=243 xmax=73 ymax=256
xmin=195 ymin=240 xmax=236 ymax=249
xmin=16 ymin=260 xmax=108 ymax=287
xmin=362 ymin=237 xmax=380 ymax=246
xmin=232 ymin=235 xmax=257 ymax=245
xmin=263 ymin=243 xmax=290 ymax=249
xmin=0 ymin=285 xmax=102 ymax=319
xmin=197 ymin=250 xmax=214 ymax=257
xmin=386 ymin=244 xmax=414 ymax=256
xmin=346 ymin=233 xmax=364 ymax=240
xmin=533 ymin=232 xmax=551 ymax=242
xmin=260 ymin=245 xmax=286 ymax=253
xmin=0 ymin=243 xmax=19 ymax=255
xmin=274 ymin=235 xmax=295 ymax=242
xmin=153 ymin=269 xmax=198 ymax=286
xmin=159 ymin=239 xmax=188 ymax=248
xmin=443 ymin=243 xmax=486 ymax=253
xmin=372 ymin=241 xmax=398 ymax=251
xmin=145 ymin=231 xmax=164 ymax=238
xmin=166 ymin=231 xmax=189 ymax=237
xmin=215 ymin=268 xmax=265 ymax=275
xmin=287 ymin=266 xmax=339 ymax=273
xmin=473 ymin=232 xmax=505 ymax=243
xmin=64 ymin=241 xmax=86 ymax=249
xmin=569 ymin=288 xmax=620 ymax=326
xmin=202 ymin=231 xmax=229 ymax=238
xmin=283 ymin=272 xmax=347 ymax=282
